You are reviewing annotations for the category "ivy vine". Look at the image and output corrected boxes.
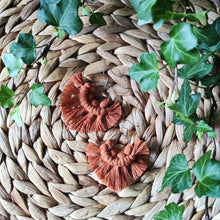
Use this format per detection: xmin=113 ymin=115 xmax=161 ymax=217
xmin=129 ymin=0 xmax=220 ymax=219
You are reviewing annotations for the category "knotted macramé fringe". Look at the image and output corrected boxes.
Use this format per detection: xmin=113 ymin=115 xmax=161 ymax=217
xmin=61 ymin=72 xmax=122 ymax=133
xmin=86 ymin=138 xmax=149 ymax=192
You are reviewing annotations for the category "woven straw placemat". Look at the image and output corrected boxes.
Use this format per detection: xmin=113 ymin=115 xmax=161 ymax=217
xmin=0 ymin=0 xmax=220 ymax=219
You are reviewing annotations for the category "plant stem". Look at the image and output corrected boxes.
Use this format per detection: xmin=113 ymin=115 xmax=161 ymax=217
xmin=205 ymin=198 xmax=210 ymax=220
xmin=33 ymin=36 xmax=56 ymax=83
xmin=34 ymin=64 xmax=40 ymax=84
xmin=159 ymin=64 xmax=168 ymax=71
xmin=21 ymin=67 xmax=37 ymax=70
xmin=204 ymin=89 xmax=217 ymax=220
xmin=40 ymin=36 xmax=56 ymax=59
xmin=170 ymin=67 xmax=178 ymax=97
xmin=188 ymin=1 xmax=196 ymax=13
xmin=189 ymin=82 xmax=207 ymax=89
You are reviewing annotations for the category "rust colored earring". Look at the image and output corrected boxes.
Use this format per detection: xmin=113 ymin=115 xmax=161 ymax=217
xmin=86 ymin=138 xmax=149 ymax=192
xmin=61 ymin=72 xmax=122 ymax=133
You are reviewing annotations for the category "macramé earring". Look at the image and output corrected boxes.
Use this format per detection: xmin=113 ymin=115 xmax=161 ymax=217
xmin=61 ymin=72 xmax=122 ymax=133
xmin=86 ymin=137 xmax=149 ymax=192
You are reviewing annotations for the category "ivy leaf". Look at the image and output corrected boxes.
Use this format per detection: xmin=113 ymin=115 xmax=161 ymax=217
xmin=192 ymin=151 xmax=220 ymax=198
xmin=178 ymin=62 xmax=212 ymax=81
xmin=183 ymin=123 xmax=197 ymax=142
xmin=53 ymin=28 xmax=66 ymax=40
xmin=129 ymin=52 xmax=159 ymax=92
xmin=176 ymin=80 xmax=201 ymax=117
xmin=169 ymin=103 xmax=197 ymax=142
xmin=10 ymin=106 xmax=22 ymax=127
xmin=197 ymin=41 xmax=220 ymax=53
xmin=201 ymin=74 xmax=220 ymax=87
xmin=152 ymin=0 xmax=173 ymax=29
xmin=193 ymin=17 xmax=220 ymax=47
xmin=186 ymin=10 xmax=209 ymax=23
xmin=2 ymin=53 xmax=24 ymax=77
xmin=161 ymin=154 xmax=192 ymax=193
xmin=0 ymin=85 xmax=14 ymax=109
xmin=154 ymin=202 xmax=184 ymax=220
xmin=164 ymin=10 xmax=184 ymax=22
xmin=196 ymin=120 xmax=216 ymax=140
xmin=29 ymin=84 xmax=51 ymax=107
xmin=129 ymin=0 xmax=157 ymax=25
xmin=163 ymin=10 xmax=208 ymax=24
xmin=216 ymin=17 xmax=220 ymax=36
xmin=10 ymin=33 xmax=36 ymax=65
xmin=209 ymin=41 xmax=220 ymax=52
xmin=204 ymin=88 xmax=212 ymax=99
xmin=160 ymin=22 xmax=200 ymax=68
xmin=89 ymin=13 xmax=106 ymax=26
xmin=81 ymin=5 xmax=91 ymax=16
xmin=37 ymin=0 xmax=83 ymax=35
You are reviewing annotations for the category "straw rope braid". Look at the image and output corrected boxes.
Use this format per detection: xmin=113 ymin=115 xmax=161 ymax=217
xmin=0 ymin=0 xmax=219 ymax=219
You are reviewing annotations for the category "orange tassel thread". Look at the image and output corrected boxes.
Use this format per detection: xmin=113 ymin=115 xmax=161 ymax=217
xmin=86 ymin=138 xmax=149 ymax=192
xmin=61 ymin=72 xmax=122 ymax=133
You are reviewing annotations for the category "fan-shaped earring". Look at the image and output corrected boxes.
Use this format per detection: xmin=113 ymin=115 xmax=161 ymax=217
xmin=86 ymin=137 xmax=149 ymax=192
xmin=61 ymin=72 xmax=122 ymax=133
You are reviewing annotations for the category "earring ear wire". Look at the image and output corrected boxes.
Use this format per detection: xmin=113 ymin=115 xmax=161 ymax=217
xmin=103 ymin=68 xmax=111 ymax=91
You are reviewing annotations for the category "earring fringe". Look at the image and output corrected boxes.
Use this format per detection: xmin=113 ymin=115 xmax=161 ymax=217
xmin=61 ymin=72 xmax=122 ymax=133
xmin=86 ymin=138 xmax=149 ymax=192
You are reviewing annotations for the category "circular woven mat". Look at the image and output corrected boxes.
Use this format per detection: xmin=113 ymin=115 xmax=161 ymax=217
xmin=0 ymin=0 xmax=220 ymax=219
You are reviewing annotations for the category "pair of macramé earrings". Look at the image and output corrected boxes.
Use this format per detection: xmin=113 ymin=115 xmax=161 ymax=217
xmin=61 ymin=72 xmax=149 ymax=192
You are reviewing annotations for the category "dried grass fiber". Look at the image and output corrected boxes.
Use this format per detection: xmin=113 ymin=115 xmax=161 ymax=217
xmin=0 ymin=0 xmax=220 ymax=219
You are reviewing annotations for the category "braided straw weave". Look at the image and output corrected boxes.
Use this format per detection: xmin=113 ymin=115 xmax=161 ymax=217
xmin=0 ymin=0 xmax=220 ymax=219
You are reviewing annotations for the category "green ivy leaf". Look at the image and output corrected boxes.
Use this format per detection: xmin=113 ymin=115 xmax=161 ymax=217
xmin=160 ymin=22 xmax=200 ymax=68
xmin=164 ymin=10 xmax=184 ymax=22
xmin=186 ymin=10 xmax=209 ymax=23
xmin=53 ymin=28 xmax=66 ymax=40
xmin=204 ymin=88 xmax=212 ymax=99
xmin=176 ymin=80 xmax=201 ymax=117
xmin=183 ymin=123 xmax=197 ymax=142
xmin=152 ymin=0 xmax=173 ymax=29
xmin=163 ymin=10 xmax=208 ymax=24
xmin=129 ymin=52 xmax=159 ymax=92
xmin=178 ymin=62 xmax=212 ymax=81
xmin=169 ymin=103 xmax=197 ymax=142
xmin=29 ymin=84 xmax=51 ymax=107
xmin=192 ymin=151 xmax=220 ymax=198
xmin=161 ymin=154 xmax=192 ymax=193
xmin=196 ymin=120 xmax=216 ymax=140
xmin=209 ymin=41 xmax=220 ymax=52
xmin=81 ymin=5 xmax=91 ymax=16
xmin=2 ymin=53 xmax=24 ymax=77
xmin=10 ymin=33 xmax=36 ymax=65
xmin=198 ymin=41 xmax=220 ymax=53
xmin=201 ymin=74 xmax=220 ymax=87
xmin=193 ymin=17 xmax=220 ymax=47
xmin=10 ymin=106 xmax=22 ymax=127
xmin=0 ymin=85 xmax=14 ymax=109
xmin=89 ymin=13 xmax=106 ymax=26
xmin=154 ymin=202 xmax=184 ymax=220
xmin=215 ymin=17 xmax=220 ymax=36
xmin=37 ymin=0 xmax=83 ymax=35
xmin=129 ymin=0 xmax=157 ymax=25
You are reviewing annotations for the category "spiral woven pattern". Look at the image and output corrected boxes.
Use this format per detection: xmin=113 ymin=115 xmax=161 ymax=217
xmin=0 ymin=0 xmax=219 ymax=219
